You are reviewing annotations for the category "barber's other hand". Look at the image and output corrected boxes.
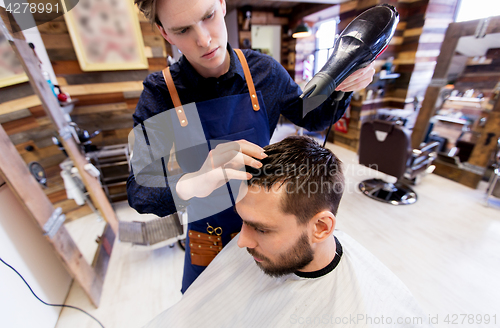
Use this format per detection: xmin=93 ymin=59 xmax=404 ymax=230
xmin=335 ymin=62 xmax=375 ymax=92
xmin=176 ymin=140 xmax=266 ymax=200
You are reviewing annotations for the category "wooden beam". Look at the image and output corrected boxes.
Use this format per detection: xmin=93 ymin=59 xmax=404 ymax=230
xmin=0 ymin=108 xmax=32 ymax=124
xmin=412 ymin=85 xmax=440 ymax=148
xmin=431 ymin=23 xmax=461 ymax=80
xmin=412 ymin=21 xmax=465 ymax=148
xmin=72 ymin=102 xmax=129 ymax=115
xmin=2 ymin=115 xmax=39 ymax=135
xmin=64 ymin=81 xmax=144 ymax=96
xmin=290 ymin=3 xmax=334 ymax=24
xmin=0 ymin=95 xmax=40 ymax=116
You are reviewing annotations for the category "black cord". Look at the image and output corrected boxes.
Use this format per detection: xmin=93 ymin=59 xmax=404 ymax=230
xmin=323 ymin=91 xmax=345 ymax=148
xmin=0 ymin=257 xmax=105 ymax=328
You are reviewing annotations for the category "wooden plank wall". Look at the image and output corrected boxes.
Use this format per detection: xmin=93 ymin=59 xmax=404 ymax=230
xmin=402 ymin=0 xmax=459 ymax=108
xmin=0 ymin=12 xmax=168 ymax=221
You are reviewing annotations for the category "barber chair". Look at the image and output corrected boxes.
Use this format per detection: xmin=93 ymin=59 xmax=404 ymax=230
xmin=426 ymin=133 xmax=448 ymax=153
xmin=358 ymin=120 xmax=439 ymax=205
xmin=485 ymin=137 xmax=500 ymax=207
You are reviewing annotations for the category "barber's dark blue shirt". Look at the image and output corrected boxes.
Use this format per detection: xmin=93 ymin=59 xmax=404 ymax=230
xmin=127 ymin=44 xmax=351 ymax=217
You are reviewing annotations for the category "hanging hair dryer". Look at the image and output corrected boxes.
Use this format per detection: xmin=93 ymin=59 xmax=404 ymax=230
xmin=300 ymin=4 xmax=399 ymax=116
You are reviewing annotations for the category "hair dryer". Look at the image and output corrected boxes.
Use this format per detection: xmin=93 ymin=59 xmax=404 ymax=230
xmin=300 ymin=4 xmax=399 ymax=116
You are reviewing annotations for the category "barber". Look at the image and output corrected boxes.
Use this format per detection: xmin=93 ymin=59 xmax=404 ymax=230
xmin=128 ymin=0 xmax=375 ymax=293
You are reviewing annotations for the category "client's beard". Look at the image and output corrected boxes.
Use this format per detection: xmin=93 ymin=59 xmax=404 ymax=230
xmin=247 ymin=232 xmax=314 ymax=277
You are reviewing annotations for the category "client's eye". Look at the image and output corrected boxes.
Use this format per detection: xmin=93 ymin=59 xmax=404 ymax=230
xmin=205 ymin=11 xmax=215 ymax=20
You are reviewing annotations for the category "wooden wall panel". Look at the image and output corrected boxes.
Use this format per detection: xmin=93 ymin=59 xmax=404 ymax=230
xmin=0 ymin=108 xmax=32 ymax=124
xmin=404 ymin=0 xmax=459 ymax=108
xmin=2 ymin=116 xmax=40 ymax=135
xmin=0 ymin=82 xmax=34 ymax=103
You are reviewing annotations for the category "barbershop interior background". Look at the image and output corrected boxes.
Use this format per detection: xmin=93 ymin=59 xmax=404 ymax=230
xmin=1 ymin=0 xmax=500 ymax=327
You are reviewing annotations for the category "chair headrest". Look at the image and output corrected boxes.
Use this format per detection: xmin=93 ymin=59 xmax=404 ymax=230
xmin=372 ymin=119 xmax=395 ymax=133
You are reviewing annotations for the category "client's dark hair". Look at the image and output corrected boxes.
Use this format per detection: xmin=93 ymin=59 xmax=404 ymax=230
xmin=247 ymin=136 xmax=344 ymax=225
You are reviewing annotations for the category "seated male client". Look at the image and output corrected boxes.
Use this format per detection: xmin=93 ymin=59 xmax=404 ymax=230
xmin=146 ymin=136 xmax=431 ymax=328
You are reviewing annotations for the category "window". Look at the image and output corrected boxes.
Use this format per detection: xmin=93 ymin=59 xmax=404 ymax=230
xmin=455 ymin=0 xmax=500 ymax=22
xmin=314 ymin=18 xmax=337 ymax=74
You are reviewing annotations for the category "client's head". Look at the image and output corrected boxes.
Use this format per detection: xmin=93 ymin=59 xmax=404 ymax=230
xmin=235 ymin=136 xmax=344 ymax=277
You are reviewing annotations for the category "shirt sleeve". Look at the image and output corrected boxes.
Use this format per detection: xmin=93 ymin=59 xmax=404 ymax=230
xmin=126 ymin=74 xmax=189 ymax=217
xmin=273 ymin=59 xmax=352 ymax=132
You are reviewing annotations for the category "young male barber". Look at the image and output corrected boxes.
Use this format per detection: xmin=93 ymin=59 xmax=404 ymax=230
xmin=128 ymin=0 xmax=375 ymax=293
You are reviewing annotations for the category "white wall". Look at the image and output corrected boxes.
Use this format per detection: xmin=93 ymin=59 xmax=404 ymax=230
xmin=22 ymin=26 xmax=58 ymax=85
xmin=251 ymin=25 xmax=281 ymax=63
xmin=0 ymin=183 xmax=72 ymax=328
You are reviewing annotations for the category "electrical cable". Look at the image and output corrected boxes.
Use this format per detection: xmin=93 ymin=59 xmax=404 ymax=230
xmin=322 ymin=91 xmax=345 ymax=148
xmin=0 ymin=257 xmax=105 ymax=328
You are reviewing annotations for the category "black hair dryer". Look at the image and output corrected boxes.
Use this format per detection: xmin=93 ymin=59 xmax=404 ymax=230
xmin=300 ymin=4 xmax=399 ymax=116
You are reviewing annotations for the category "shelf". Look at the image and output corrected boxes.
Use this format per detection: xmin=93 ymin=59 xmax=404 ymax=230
xmin=106 ymin=181 xmax=127 ymax=188
xmin=98 ymin=161 xmax=129 ymax=168
xmin=447 ymin=96 xmax=481 ymax=103
xmin=434 ymin=115 xmax=467 ymax=125
xmin=88 ymin=144 xmax=130 ymax=203
xmin=110 ymin=192 xmax=128 ymax=199
xmin=103 ymin=174 xmax=130 ymax=183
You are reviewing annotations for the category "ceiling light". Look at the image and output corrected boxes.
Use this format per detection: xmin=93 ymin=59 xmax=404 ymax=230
xmin=292 ymin=22 xmax=311 ymax=38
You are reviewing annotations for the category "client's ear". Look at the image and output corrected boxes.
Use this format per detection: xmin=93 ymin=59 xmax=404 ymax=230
xmin=309 ymin=211 xmax=336 ymax=243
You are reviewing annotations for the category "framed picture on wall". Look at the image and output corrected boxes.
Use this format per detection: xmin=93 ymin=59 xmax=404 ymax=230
xmin=0 ymin=29 xmax=28 ymax=88
xmin=62 ymin=0 xmax=148 ymax=71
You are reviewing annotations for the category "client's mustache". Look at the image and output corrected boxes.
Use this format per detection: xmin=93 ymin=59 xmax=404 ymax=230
xmin=246 ymin=248 xmax=270 ymax=262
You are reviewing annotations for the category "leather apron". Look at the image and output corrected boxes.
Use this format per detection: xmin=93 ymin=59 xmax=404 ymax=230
xmin=162 ymin=49 xmax=270 ymax=293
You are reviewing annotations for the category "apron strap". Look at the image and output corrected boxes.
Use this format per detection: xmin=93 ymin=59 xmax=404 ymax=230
xmin=162 ymin=67 xmax=188 ymax=127
xmin=162 ymin=48 xmax=260 ymax=127
xmin=234 ymin=49 xmax=260 ymax=111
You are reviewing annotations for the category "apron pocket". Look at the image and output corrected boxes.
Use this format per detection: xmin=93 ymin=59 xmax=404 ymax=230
xmin=189 ymin=230 xmax=222 ymax=266
xmin=187 ymin=229 xmax=240 ymax=267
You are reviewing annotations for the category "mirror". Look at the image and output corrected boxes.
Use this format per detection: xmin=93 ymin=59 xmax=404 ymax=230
xmin=429 ymin=33 xmax=500 ymax=162
xmin=414 ymin=16 xmax=500 ymax=189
